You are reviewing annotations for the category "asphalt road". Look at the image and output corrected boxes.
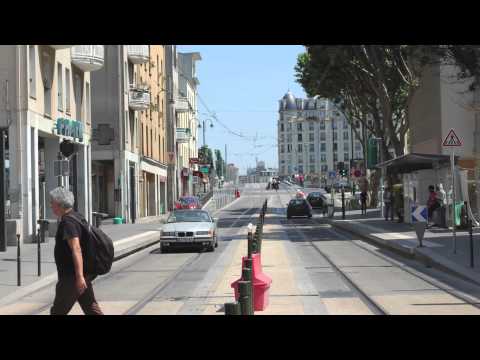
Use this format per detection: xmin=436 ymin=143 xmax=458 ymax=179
xmin=4 ymin=182 xmax=480 ymax=315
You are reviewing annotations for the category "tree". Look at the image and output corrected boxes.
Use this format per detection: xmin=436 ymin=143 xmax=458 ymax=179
xmin=214 ymin=149 xmax=224 ymax=178
xmin=295 ymin=45 xmax=461 ymax=204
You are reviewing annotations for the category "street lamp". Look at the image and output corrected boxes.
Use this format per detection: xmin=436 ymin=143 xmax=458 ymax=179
xmin=372 ymin=137 xmax=384 ymax=216
xmin=198 ymin=118 xmax=214 ymax=147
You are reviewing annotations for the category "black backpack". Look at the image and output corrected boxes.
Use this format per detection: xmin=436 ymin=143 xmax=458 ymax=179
xmin=66 ymin=213 xmax=114 ymax=275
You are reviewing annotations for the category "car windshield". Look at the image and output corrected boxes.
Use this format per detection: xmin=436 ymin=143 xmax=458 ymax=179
xmin=290 ymin=199 xmax=306 ymax=206
xmin=167 ymin=211 xmax=211 ymax=223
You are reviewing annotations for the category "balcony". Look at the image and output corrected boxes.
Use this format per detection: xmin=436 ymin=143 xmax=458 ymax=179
xmin=129 ymin=86 xmax=151 ymax=111
xmin=175 ymin=96 xmax=189 ymax=113
xmin=71 ymin=45 xmax=104 ymax=72
xmin=176 ymin=128 xmax=192 ymax=143
xmin=127 ymin=45 xmax=149 ymax=64
xmin=49 ymin=45 xmax=74 ymax=50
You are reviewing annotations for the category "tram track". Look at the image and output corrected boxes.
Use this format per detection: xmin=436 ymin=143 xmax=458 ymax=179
xmin=276 ymin=185 xmax=480 ymax=314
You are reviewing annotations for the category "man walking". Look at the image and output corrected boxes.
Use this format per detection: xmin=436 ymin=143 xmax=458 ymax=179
xmin=49 ymin=187 xmax=103 ymax=315
xmin=360 ymin=190 xmax=367 ymax=215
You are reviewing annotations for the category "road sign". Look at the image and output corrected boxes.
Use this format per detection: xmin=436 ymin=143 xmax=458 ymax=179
xmin=442 ymin=129 xmax=462 ymax=147
xmin=328 ymin=171 xmax=336 ymax=179
xmin=199 ymin=166 xmax=209 ymax=174
xmin=411 ymin=205 xmax=428 ymax=223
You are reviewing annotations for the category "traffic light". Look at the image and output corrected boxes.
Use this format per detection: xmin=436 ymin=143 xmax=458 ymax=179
xmin=340 ymin=169 xmax=347 ymax=177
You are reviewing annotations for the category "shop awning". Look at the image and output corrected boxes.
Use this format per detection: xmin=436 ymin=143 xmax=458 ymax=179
xmin=376 ymin=153 xmax=458 ymax=174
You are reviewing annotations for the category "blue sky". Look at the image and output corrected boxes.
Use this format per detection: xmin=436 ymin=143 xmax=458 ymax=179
xmin=177 ymin=45 xmax=306 ymax=174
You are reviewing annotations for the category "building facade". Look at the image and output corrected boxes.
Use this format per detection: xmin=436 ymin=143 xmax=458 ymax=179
xmin=277 ymin=91 xmax=365 ymax=185
xmin=176 ymin=52 xmax=201 ymax=197
xmin=0 ymin=45 xmax=102 ymax=244
xmin=91 ymin=45 xmax=167 ymax=223
xmin=137 ymin=45 xmax=168 ymax=218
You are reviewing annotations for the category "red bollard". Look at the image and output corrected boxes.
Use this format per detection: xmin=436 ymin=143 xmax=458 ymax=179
xmin=231 ymin=254 xmax=272 ymax=311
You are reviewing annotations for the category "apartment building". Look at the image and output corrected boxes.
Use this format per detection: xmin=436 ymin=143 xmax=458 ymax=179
xmin=277 ymin=91 xmax=364 ymax=185
xmin=137 ymin=45 xmax=168 ymax=217
xmin=176 ymin=52 xmax=202 ymax=196
xmin=0 ymin=45 xmax=102 ymax=245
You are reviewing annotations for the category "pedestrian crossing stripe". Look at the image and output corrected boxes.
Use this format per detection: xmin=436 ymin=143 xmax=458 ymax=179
xmin=442 ymin=129 xmax=462 ymax=147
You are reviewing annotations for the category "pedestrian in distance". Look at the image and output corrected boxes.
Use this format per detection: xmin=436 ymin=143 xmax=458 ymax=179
xmin=49 ymin=187 xmax=104 ymax=315
xmin=427 ymin=185 xmax=440 ymax=227
xmin=383 ymin=186 xmax=392 ymax=221
xmin=360 ymin=190 xmax=367 ymax=215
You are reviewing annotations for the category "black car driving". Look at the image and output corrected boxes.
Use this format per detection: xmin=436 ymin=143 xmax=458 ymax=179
xmin=286 ymin=198 xmax=313 ymax=219
xmin=306 ymin=192 xmax=325 ymax=209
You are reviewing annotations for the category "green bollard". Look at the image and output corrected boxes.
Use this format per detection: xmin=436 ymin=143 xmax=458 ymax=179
xmin=247 ymin=231 xmax=254 ymax=258
xmin=225 ymin=302 xmax=241 ymax=315
xmin=242 ymin=266 xmax=254 ymax=314
xmin=238 ymin=280 xmax=253 ymax=315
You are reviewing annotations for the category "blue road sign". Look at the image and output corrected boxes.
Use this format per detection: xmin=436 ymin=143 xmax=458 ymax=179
xmin=328 ymin=171 xmax=337 ymax=179
xmin=411 ymin=205 xmax=428 ymax=222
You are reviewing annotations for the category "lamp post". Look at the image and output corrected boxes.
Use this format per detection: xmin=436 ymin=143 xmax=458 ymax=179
xmin=373 ymin=137 xmax=384 ymax=216
xmin=198 ymin=118 xmax=214 ymax=147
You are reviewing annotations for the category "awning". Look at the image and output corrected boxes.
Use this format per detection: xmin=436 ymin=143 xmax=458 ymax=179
xmin=376 ymin=153 xmax=458 ymax=174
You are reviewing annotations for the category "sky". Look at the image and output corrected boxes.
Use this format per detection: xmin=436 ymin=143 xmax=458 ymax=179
xmin=177 ymin=45 xmax=306 ymax=175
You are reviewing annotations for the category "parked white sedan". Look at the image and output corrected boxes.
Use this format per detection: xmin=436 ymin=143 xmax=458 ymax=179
xmin=160 ymin=210 xmax=218 ymax=253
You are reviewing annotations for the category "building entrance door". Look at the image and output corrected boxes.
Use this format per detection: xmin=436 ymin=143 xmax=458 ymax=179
xmin=129 ymin=164 xmax=136 ymax=223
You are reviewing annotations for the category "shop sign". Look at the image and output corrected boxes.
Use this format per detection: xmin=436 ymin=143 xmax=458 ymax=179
xmin=55 ymin=118 xmax=84 ymax=142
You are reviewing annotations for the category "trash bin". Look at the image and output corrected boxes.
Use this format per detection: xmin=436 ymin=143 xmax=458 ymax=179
xmin=113 ymin=217 xmax=123 ymax=225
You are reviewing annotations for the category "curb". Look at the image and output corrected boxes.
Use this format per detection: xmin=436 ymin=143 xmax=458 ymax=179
xmin=327 ymin=218 xmax=480 ymax=287
xmin=0 ymin=230 xmax=162 ymax=309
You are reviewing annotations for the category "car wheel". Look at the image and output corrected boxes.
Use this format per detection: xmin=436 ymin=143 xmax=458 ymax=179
xmin=214 ymin=236 xmax=218 ymax=248
xmin=160 ymin=244 xmax=167 ymax=253
xmin=207 ymin=243 xmax=215 ymax=252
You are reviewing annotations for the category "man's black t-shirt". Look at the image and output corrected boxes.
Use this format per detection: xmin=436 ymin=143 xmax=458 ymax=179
xmin=54 ymin=211 xmax=95 ymax=277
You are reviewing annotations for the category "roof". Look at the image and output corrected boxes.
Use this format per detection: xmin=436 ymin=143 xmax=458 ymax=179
xmin=282 ymin=91 xmax=297 ymax=110
xmin=376 ymin=153 xmax=458 ymax=173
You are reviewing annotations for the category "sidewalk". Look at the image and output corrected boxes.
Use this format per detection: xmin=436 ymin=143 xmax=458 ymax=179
xmin=0 ymin=217 xmax=168 ymax=306
xmin=324 ymin=208 xmax=480 ymax=285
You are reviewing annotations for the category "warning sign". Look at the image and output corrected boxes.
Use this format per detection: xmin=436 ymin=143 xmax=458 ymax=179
xmin=442 ymin=129 xmax=462 ymax=147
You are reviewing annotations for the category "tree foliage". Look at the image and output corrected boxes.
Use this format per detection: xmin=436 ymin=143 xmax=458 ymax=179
xmin=214 ymin=149 xmax=224 ymax=178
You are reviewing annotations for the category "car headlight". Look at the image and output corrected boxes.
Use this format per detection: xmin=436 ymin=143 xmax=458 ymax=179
xmin=161 ymin=231 xmax=176 ymax=237
xmin=196 ymin=230 xmax=211 ymax=236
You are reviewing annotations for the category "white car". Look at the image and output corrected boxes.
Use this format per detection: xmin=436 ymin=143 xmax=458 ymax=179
xmin=160 ymin=210 xmax=218 ymax=253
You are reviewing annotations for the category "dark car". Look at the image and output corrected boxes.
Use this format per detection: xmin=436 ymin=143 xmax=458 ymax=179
xmin=287 ymin=198 xmax=312 ymax=219
xmin=175 ymin=196 xmax=202 ymax=210
xmin=307 ymin=192 xmax=325 ymax=209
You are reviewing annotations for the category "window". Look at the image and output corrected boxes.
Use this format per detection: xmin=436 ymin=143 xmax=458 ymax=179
xmin=298 ymin=157 xmax=303 ymax=164
xmin=287 ymin=122 xmax=292 ymax=131
xmin=320 ymin=154 xmax=327 ymax=162
xmin=298 ymin=144 xmax=303 ymax=153
xmin=333 ymin=143 xmax=338 ymax=151
xmin=343 ymin=120 xmax=348 ymax=129
xmin=280 ymin=145 xmax=284 ymax=153
xmin=287 ymin=144 xmax=292 ymax=153
xmin=333 ymin=132 xmax=338 ymax=141
xmin=309 ymin=165 xmax=315 ymax=174
xmin=298 ymin=165 xmax=303 ymax=173
xmin=355 ymin=142 xmax=362 ymax=151
xmin=29 ymin=46 xmax=36 ymax=98
xmin=309 ymin=133 xmax=314 ymax=142
xmin=287 ymin=133 xmax=292 ymax=142
xmin=309 ymin=143 xmax=314 ymax=152
xmin=320 ymin=143 xmax=326 ymax=152
xmin=343 ymin=131 xmax=349 ymax=140
xmin=344 ymin=153 xmax=350 ymax=161
xmin=319 ymin=119 xmax=325 ymax=130
xmin=280 ymin=134 xmax=284 ymax=142
xmin=309 ymin=154 xmax=315 ymax=163
xmin=65 ymin=68 xmax=71 ymax=114
xmin=298 ymin=133 xmax=302 ymax=142
xmin=321 ymin=165 xmax=328 ymax=172
xmin=355 ymin=120 xmax=361 ymax=128
xmin=320 ymin=132 xmax=326 ymax=141
xmin=309 ymin=121 xmax=314 ymax=131
xmin=280 ymin=123 xmax=284 ymax=132
xmin=333 ymin=153 xmax=338 ymax=162
xmin=344 ymin=142 xmax=349 ymax=151
xmin=57 ymin=63 xmax=63 ymax=111
xmin=297 ymin=122 xmax=302 ymax=131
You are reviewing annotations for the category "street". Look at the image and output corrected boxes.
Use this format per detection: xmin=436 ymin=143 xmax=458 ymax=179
xmin=2 ymin=183 xmax=480 ymax=315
